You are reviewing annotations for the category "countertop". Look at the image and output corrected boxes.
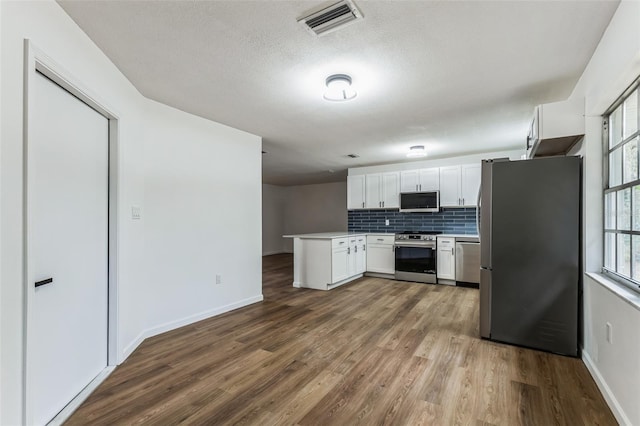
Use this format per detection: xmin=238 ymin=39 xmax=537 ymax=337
xmin=284 ymin=231 xmax=478 ymax=241
xmin=283 ymin=232 xmax=367 ymax=239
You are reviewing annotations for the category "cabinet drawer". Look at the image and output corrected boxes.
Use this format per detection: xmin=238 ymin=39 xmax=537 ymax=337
xmin=332 ymin=237 xmax=349 ymax=248
xmin=367 ymin=235 xmax=394 ymax=245
xmin=437 ymin=237 xmax=455 ymax=247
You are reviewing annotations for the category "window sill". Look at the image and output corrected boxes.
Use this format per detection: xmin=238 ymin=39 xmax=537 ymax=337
xmin=585 ymin=272 xmax=640 ymax=311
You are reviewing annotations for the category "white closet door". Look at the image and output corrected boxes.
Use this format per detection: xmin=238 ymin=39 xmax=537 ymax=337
xmin=30 ymin=72 xmax=108 ymax=425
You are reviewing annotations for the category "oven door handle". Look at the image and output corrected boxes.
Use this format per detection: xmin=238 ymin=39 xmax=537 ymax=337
xmin=394 ymin=243 xmax=436 ymax=249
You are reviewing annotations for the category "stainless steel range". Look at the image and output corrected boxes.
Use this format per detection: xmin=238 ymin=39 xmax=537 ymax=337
xmin=394 ymin=231 xmax=441 ymax=284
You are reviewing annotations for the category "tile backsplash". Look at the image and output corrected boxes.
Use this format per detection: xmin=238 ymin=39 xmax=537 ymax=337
xmin=348 ymin=208 xmax=477 ymax=234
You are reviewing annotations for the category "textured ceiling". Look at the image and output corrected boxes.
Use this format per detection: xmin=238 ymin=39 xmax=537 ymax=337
xmin=58 ymin=0 xmax=619 ymax=185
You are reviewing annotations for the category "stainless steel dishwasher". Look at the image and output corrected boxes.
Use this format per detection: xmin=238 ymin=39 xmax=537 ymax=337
xmin=455 ymin=238 xmax=480 ymax=286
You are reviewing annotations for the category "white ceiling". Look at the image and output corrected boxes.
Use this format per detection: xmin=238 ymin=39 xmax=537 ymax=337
xmin=58 ymin=0 xmax=619 ymax=186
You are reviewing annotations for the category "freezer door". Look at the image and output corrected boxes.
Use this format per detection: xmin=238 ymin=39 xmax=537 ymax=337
xmin=480 ymin=160 xmax=493 ymax=269
xmin=479 ymin=268 xmax=491 ymax=338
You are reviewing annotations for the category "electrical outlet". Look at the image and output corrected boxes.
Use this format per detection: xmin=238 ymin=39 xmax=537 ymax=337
xmin=216 ymin=274 xmax=222 ymax=285
xmin=131 ymin=206 xmax=141 ymax=220
xmin=606 ymin=322 xmax=612 ymax=343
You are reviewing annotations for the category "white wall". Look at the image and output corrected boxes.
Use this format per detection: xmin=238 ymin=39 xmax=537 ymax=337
xmin=282 ymin=182 xmax=348 ymax=252
xmin=347 ymin=149 xmax=524 ymax=175
xmin=262 ymin=184 xmax=286 ymax=255
xmin=0 ymin=1 xmax=262 ymax=424
xmin=567 ymin=1 xmax=640 ymax=424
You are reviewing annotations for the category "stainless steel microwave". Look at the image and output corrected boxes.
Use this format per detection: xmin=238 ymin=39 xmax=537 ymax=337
xmin=399 ymin=191 xmax=440 ymax=212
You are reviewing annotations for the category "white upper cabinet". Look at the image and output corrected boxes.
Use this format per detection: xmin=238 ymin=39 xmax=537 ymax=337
xmin=347 ymin=175 xmax=365 ymax=210
xmin=381 ymin=173 xmax=400 ymax=208
xmin=439 ymin=163 xmax=481 ymax=207
xmin=460 ymin=164 xmax=481 ymax=207
xmin=400 ymin=168 xmax=439 ymax=193
xmin=365 ymin=172 xmax=399 ymax=209
xmin=439 ymin=166 xmax=461 ymax=207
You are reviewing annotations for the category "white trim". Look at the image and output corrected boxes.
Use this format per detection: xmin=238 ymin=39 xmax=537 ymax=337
xmin=46 ymin=366 xmax=115 ymax=426
xmin=22 ymin=40 xmax=121 ymax=424
xmin=582 ymin=350 xmax=631 ymax=426
xmin=121 ymin=295 xmax=264 ymax=361
xmin=586 ymin=272 xmax=640 ymax=311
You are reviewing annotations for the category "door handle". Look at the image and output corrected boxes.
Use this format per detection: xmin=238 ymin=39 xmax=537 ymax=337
xmin=35 ymin=277 xmax=53 ymax=288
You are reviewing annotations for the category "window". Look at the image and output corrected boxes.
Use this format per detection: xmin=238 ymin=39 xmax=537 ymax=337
xmin=604 ymin=79 xmax=640 ymax=292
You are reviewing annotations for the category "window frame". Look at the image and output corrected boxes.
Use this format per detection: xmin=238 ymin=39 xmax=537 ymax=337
xmin=603 ymin=75 xmax=640 ymax=294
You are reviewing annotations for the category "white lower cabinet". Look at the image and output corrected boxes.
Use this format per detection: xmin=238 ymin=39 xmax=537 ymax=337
xmin=366 ymin=235 xmax=395 ymax=274
xmin=331 ymin=245 xmax=350 ymax=283
xmin=437 ymin=237 xmax=456 ymax=283
xmin=292 ymin=236 xmax=367 ymax=290
xmin=355 ymin=236 xmax=367 ymax=274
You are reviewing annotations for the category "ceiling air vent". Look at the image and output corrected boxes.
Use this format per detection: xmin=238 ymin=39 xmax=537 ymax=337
xmin=298 ymin=0 xmax=364 ymax=36
xmin=346 ymin=154 xmax=359 ymax=158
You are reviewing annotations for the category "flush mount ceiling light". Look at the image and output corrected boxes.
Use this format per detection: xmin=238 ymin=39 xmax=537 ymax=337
xmin=324 ymin=74 xmax=357 ymax=101
xmin=407 ymin=145 xmax=427 ymax=158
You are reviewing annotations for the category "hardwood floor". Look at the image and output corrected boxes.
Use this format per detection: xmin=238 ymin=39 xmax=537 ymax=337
xmin=66 ymin=254 xmax=615 ymax=425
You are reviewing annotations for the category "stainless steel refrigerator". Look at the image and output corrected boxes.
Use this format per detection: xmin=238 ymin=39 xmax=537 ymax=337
xmin=479 ymin=156 xmax=580 ymax=357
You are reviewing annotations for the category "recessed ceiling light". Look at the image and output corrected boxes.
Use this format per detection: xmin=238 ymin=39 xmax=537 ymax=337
xmin=324 ymin=74 xmax=357 ymax=101
xmin=407 ymin=145 xmax=427 ymax=158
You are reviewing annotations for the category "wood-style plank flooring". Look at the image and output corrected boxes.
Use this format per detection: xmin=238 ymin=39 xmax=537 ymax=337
xmin=66 ymin=254 xmax=615 ymax=425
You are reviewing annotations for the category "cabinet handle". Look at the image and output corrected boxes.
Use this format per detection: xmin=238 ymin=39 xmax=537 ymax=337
xmin=416 ymin=184 xmax=418 ymax=191
xmin=452 ymin=248 xmax=454 ymax=255
xmin=462 ymin=198 xmax=465 ymax=205
xmin=420 ymin=184 xmax=422 ymax=191
xmin=355 ymin=246 xmax=358 ymax=253
xmin=377 ymin=238 xmax=384 ymax=241
xmin=35 ymin=277 xmax=53 ymax=288
xmin=363 ymin=245 xmax=366 ymax=251
xmin=348 ymin=247 xmax=351 ymax=254
xmin=382 ymin=201 xmax=385 ymax=207
xmin=362 ymin=202 xmax=365 ymax=208
xmin=392 ymin=245 xmax=395 ymax=252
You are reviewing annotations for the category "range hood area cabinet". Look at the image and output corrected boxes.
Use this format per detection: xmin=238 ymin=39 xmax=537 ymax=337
xmin=526 ymin=98 xmax=585 ymax=159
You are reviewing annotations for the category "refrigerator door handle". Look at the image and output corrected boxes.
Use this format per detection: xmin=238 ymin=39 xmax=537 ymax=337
xmin=476 ymin=184 xmax=481 ymax=242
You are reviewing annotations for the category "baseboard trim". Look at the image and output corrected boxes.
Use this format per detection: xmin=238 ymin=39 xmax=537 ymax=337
xmin=121 ymin=294 xmax=264 ymax=362
xmin=48 ymin=366 xmax=115 ymax=426
xmin=262 ymin=250 xmax=286 ymax=256
xmin=582 ymin=350 xmax=631 ymax=426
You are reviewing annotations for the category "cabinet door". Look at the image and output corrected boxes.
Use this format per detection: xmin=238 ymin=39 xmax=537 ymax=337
xmin=437 ymin=238 xmax=456 ymax=280
xmin=400 ymin=170 xmax=420 ymax=193
xmin=347 ymin=175 xmax=366 ymax=210
xmin=365 ymin=174 xmax=382 ymax=209
xmin=332 ymin=247 xmax=350 ymax=283
xmin=354 ymin=244 xmax=366 ymax=274
xmin=460 ymin=164 xmax=481 ymax=207
xmin=366 ymin=244 xmax=395 ymax=274
xmin=419 ymin=168 xmax=440 ymax=191
xmin=439 ymin=166 xmax=461 ymax=207
xmin=381 ymin=172 xmax=400 ymax=208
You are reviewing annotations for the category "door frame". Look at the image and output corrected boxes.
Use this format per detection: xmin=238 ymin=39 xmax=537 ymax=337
xmin=22 ymin=40 xmax=120 ymax=424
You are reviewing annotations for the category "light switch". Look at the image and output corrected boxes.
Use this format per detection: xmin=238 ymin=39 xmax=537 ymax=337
xmin=131 ymin=206 xmax=141 ymax=220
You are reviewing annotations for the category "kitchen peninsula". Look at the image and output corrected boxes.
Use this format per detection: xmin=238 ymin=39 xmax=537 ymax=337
xmin=284 ymin=232 xmax=368 ymax=290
